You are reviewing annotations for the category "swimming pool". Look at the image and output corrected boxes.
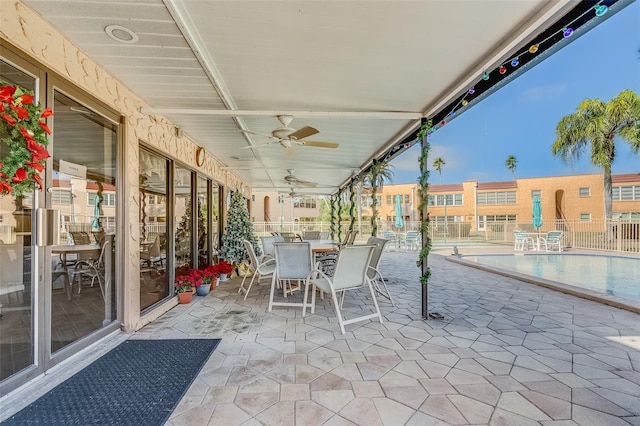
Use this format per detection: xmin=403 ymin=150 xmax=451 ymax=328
xmin=460 ymin=253 xmax=640 ymax=302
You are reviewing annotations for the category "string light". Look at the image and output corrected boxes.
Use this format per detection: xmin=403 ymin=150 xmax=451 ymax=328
xmin=416 ymin=0 xmax=611 ymax=145
xmin=595 ymin=4 xmax=608 ymax=16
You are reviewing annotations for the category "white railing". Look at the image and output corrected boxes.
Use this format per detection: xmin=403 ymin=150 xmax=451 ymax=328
xmin=252 ymin=219 xmax=640 ymax=254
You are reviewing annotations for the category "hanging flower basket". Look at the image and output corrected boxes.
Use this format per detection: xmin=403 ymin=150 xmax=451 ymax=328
xmin=0 ymin=82 xmax=52 ymax=196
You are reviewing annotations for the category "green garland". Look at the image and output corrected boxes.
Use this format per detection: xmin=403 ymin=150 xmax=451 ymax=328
xmin=329 ymin=194 xmax=337 ymax=240
xmin=0 ymin=82 xmax=52 ymax=196
xmin=336 ymin=187 xmax=344 ymax=242
xmin=348 ymin=180 xmax=356 ymax=232
xmin=417 ymin=120 xmax=433 ymax=285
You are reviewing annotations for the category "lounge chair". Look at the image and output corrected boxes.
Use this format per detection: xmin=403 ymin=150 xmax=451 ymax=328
xmin=541 ymin=231 xmax=563 ymax=252
xmin=513 ymin=230 xmax=533 ymax=251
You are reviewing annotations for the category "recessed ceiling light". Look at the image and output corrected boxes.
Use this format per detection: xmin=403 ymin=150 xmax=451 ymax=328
xmin=105 ymin=24 xmax=139 ymax=44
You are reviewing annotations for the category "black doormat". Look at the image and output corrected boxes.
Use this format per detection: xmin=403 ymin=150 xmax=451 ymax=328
xmin=3 ymin=339 xmax=221 ymax=426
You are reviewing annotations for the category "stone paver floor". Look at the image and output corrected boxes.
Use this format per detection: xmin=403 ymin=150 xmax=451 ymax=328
xmin=134 ymin=251 xmax=640 ymax=426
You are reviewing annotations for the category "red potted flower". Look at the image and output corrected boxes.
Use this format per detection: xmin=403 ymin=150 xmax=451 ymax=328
xmin=216 ymin=260 xmax=234 ymax=281
xmin=196 ymin=265 xmax=219 ymax=296
xmin=174 ymin=269 xmax=200 ymax=303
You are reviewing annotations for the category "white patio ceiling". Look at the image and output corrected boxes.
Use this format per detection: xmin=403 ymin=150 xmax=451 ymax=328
xmin=23 ymin=0 xmax=578 ymax=195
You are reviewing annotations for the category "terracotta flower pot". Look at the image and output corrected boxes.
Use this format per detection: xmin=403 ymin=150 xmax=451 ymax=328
xmin=178 ymin=291 xmax=193 ymax=304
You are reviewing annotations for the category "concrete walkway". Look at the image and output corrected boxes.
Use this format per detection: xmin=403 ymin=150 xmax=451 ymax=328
xmin=135 ymin=250 xmax=640 ymax=425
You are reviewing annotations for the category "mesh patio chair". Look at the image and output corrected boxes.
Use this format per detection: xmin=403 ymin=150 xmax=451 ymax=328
xmin=239 ymin=240 xmax=276 ymax=300
xmin=403 ymin=231 xmax=421 ymax=251
xmin=73 ymin=239 xmax=110 ymax=298
xmin=303 ymin=244 xmax=382 ymax=334
xmin=303 ymin=231 xmax=321 ymax=240
xmin=366 ymin=236 xmax=395 ymax=307
xmin=268 ymin=242 xmax=313 ymax=312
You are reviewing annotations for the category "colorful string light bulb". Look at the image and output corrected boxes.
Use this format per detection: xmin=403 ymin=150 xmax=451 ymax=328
xmin=461 ymin=100 xmax=468 ymax=106
xmin=482 ymin=72 xmax=490 ymax=81
xmin=595 ymin=4 xmax=608 ymax=16
xmin=563 ymin=27 xmax=574 ymax=37
xmin=528 ymin=44 xmax=539 ymax=53
xmin=468 ymin=87 xmax=475 ymax=94
xmin=511 ymin=57 xmax=519 ymax=67
xmin=499 ymin=66 xmax=507 ymax=74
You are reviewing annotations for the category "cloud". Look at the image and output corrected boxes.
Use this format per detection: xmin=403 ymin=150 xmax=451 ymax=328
xmin=520 ymin=84 xmax=567 ymax=102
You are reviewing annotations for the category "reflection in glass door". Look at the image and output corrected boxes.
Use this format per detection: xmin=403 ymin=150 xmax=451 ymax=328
xmin=0 ymin=60 xmax=37 ymax=382
xmin=49 ymin=91 xmax=118 ymax=353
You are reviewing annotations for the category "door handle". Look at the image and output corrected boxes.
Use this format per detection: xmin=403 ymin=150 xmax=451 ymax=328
xmin=36 ymin=208 xmax=60 ymax=246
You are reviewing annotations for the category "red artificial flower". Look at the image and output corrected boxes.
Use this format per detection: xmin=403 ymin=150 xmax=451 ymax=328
xmin=27 ymin=139 xmax=50 ymax=161
xmin=1 ymin=113 xmax=16 ymax=126
xmin=0 ymin=85 xmax=17 ymax=103
xmin=12 ymin=168 xmax=27 ymax=183
xmin=32 ymin=173 xmax=43 ymax=190
xmin=0 ymin=103 xmax=4 ymax=112
xmin=20 ymin=126 xmax=34 ymax=141
xmin=26 ymin=161 xmax=45 ymax=172
xmin=0 ymin=181 xmax=13 ymax=194
xmin=38 ymin=121 xmax=52 ymax=134
xmin=18 ymin=94 xmax=34 ymax=105
xmin=15 ymin=106 xmax=29 ymax=120
xmin=40 ymin=107 xmax=53 ymax=118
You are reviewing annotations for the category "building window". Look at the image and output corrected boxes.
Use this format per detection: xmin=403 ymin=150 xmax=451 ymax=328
xmin=613 ymin=185 xmax=640 ymax=201
xmin=404 ymin=194 xmax=410 ymax=203
xmin=579 ymin=187 xmax=590 ymax=197
xmin=386 ymin=195 xmax=392 ymax=205
xmin=376 ymin=196 xmax=381 ymax=205
xmin=531 ymin=190 xmax=541 ymax=198
xmin=294 ymin=198 xmax=316 ymax=208
xmin=87 ymin=192 xmax=116 ymax=206
xmin=51 ymin=189 xmax=72 ymax=205
xmin=580 ymin=213 xmax=591 ymax=221
xmin=428 ymin=193 xmax=463 ymax=206
xmin=484 ymin=215 xmax=517 ymax=221
xmin=477 ymin=191 xmax=516 ymax=205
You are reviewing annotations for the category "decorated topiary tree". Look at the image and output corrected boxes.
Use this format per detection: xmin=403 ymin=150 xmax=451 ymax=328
xmin=219 ymin=191 xmax=261 ymax=269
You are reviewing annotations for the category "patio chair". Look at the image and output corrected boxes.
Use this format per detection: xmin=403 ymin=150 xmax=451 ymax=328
xmin=366 ymin=237 xmax=395 ymax=306
xmin=74 ymin=239 xmax=110 ymax=298
xmin=239 ymin=240 xmax=276 ymax=300
xmin=403 ymin=231 xmax=421 ymax=251
xmin=269 ymin=242 xmax=313 ymax=311
xmin=541 ymin=230 xmax=563 ymax=252
xmin=303 ymin=231 xmax=321 ymax=240
xmin=303 ymin=244 xmax=382 ymax=334
xmin=513 ymin=230 xmax=533 ymax=251
xmin=281 ymin=232 xmax=300 ymax=242
xmin=382 ymin=231 xmax=398 ymax=250
xmin=261 ymin=235 xmax=277 ymax=259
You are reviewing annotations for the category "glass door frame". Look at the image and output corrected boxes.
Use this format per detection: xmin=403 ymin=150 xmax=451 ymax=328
xmin=0 ymin=45 xmax=47 ymax=397
xmin=44 ymin=77 xmax=123 ymax=369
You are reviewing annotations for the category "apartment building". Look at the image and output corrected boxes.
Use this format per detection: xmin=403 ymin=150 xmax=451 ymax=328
xmin=373 ymin=173 xmax=640 ymax=230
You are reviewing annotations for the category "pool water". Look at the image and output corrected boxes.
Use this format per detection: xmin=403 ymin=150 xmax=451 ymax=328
xmin=462 ymin=254 xmax=640 ymax=301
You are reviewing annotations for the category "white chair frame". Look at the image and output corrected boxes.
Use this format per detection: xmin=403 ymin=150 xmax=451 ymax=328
xmin=239 ymin=240 xmax=276 ymax=300
xmin=303 ymin=245 xmax=383 ymax=334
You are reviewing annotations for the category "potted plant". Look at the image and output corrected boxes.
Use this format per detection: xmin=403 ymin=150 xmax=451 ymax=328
xmin=215 ymin=260 xmax=233 ymax=281
xmin=174 ymin=270 xmax=198 ymax=303
xmin=196 ymin=265 xmax=219 ymax=296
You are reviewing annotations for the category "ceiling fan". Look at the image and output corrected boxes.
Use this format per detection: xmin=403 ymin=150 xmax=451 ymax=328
xmin=284 ymin=169 xmax=317 ymax=188
xmin=241 ymin=115 xmax=339 ymax=151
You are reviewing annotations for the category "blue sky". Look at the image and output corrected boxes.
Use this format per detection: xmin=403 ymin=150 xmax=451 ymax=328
xmin=391 ymin=1 xmax=640 ymax=185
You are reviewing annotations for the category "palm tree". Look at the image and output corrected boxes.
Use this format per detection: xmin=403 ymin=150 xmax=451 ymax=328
xmin=505 ymin=155 xmax=517 ymax=176
xmin=432 ymin=157 xmax=445 ymax=183
xmin=552 ymin=89 xmax=640 ymax=219
xmin=364 ymin=159 xmax=394 ymax=236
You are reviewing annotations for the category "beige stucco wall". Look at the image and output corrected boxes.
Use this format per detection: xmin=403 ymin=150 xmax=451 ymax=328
xmin=0 ymin=1 xmax=250 ymax=330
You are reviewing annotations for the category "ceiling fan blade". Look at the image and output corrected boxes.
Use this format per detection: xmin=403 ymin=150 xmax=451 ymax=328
xmin=296 ymin=180 xmax=318 ymax=188
xmin=300 ymin=140 xmax=339 ymax=149
xmin=240 ymin=129 xmax=278 ymax=140
xmin=288 ymin=126 xmax=319 ymax=140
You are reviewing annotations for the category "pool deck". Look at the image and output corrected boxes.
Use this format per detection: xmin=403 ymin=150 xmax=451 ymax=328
xmin=3 ymin=245 xmax=640 ymax=425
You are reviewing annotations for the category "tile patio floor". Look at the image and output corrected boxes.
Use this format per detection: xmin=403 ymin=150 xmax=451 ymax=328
xmin=134 ymin=250 xmax=640 ymax=426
